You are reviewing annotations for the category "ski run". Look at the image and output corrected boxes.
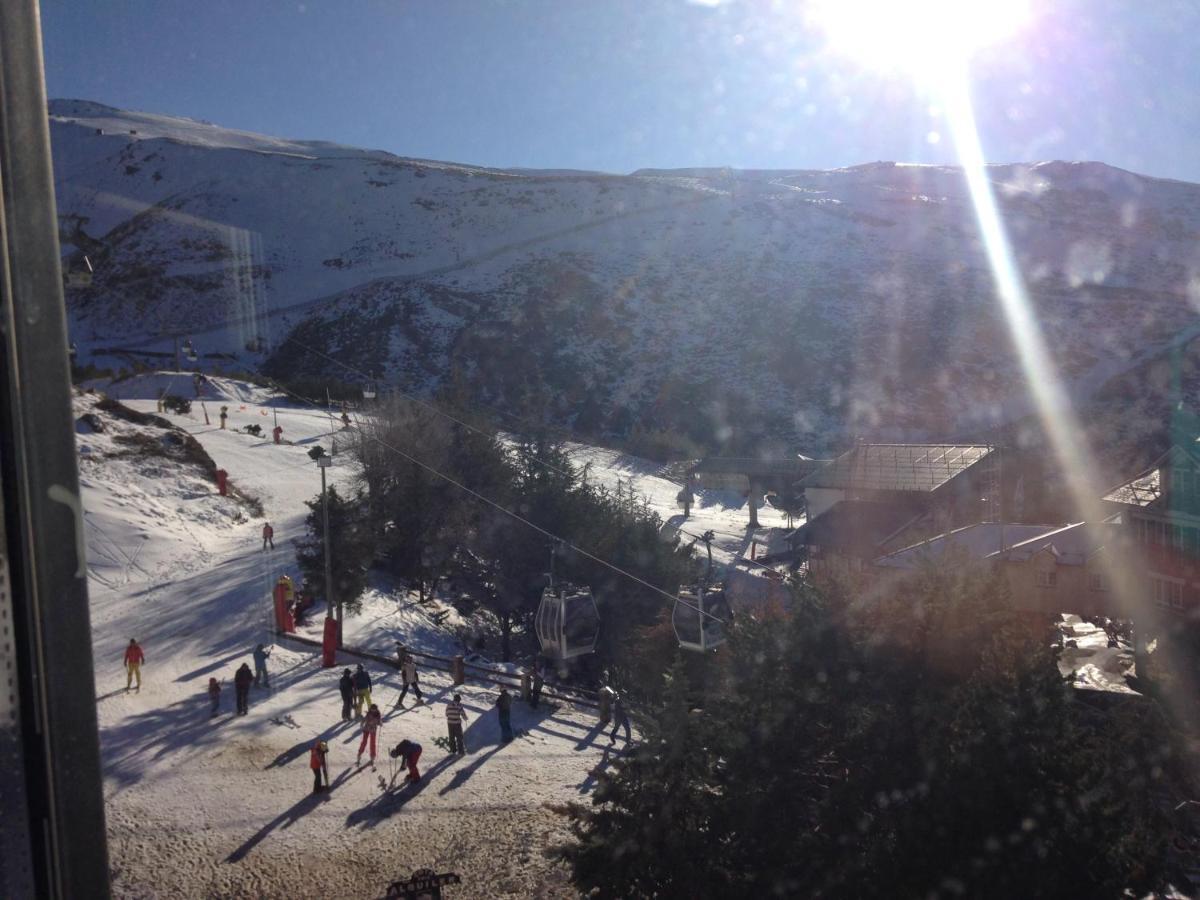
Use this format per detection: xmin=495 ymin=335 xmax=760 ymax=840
xmin=78 ymin=372 xmax=785 ymax=898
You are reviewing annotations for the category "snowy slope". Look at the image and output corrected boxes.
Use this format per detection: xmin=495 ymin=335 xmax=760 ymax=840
xmin=80 ymin=382 xmax=626 ymax=899
xmin=53 ymin=102 xmax=1200 ymax=450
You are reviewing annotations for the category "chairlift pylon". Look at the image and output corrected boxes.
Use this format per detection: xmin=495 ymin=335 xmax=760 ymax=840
xmin=534 ymin=543 xmax=599 ymax=662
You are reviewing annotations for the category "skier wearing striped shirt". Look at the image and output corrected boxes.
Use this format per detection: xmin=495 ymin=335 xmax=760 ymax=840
xmin=445 ymin=693 xmax=468 ymax=755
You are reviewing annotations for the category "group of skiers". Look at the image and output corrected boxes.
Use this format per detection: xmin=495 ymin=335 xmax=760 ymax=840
xmin=202 ymin=643 xmax=273 ymax=717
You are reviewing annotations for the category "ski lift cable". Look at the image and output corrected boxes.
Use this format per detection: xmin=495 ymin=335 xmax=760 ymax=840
xmin=267 ymin=380 xmax=728 ymax=624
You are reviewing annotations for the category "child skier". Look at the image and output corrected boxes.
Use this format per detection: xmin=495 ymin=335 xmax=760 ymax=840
xmin=357 ymin=704 xmax=383 ymax=767
xmin=262 ymin=522 xmax=274 ymax=550
xmin=310 ymin=739 xmax=330 ymax=794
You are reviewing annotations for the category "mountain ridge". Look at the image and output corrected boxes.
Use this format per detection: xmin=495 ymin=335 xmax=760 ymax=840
xmin=52 ymin=100 xmax=1200 ymax=455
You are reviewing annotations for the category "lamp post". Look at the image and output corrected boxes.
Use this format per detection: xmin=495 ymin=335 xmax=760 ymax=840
xmin=309 ymin=446 xmax=338 ymax=646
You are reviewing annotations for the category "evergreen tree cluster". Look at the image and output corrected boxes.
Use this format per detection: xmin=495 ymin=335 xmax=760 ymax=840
xmin=560 ymin=565 xmax=1184 ymax=899
xmin=301 ymin=395 xmax=695 ymax=669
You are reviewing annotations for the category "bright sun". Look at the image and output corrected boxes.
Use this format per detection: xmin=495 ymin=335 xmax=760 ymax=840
xmin=809 ymin=0 xmax=1031 ymax=80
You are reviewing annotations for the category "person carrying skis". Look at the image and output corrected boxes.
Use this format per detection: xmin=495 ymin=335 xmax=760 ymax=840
xmin=208 ymin=677 xmax=221 ymax=718
xmin=445 ymin=693 xmax=468 ymax=755
xmin=234 ymin=663 xmax=253 ymax=715
xmin=253 ymin=643 xmax=272 ymax=687
xmin=219 ymin=405 xmax=228 ymax=429
xmin=496 ymin=686 xmax=513 ymax=743
xmin=352 ymin=663 xmax=372 ymax=717
xmin=390 ymin=739 xmax=423 ymax=784
xmin=310 ymin=739 xmax=330 ymax=794
xmin=609 ymin=692 xmax=631 ymax=744
xmin=338 ymin=668 xmax=354 ymax=721
xmin=396 ymin=655 xmax=422 ymax=706
xmin=124 ymin=638 xmax=145 ymax=692
xmin=262 ymin=522 xmax=274 ymax=550
xmin=357 ymin=704 xmax=383 ymax=766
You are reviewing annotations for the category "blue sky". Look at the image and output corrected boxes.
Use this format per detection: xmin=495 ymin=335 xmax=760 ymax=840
xmin=39 ymin=0 xmax=1200 ymax=180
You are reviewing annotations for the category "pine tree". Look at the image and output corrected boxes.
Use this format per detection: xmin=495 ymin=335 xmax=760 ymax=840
xmin=295 ymin=485 xmax=374 ymax=618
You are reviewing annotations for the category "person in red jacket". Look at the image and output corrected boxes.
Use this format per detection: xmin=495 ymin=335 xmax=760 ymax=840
xmin=357 ymin=704 xmax=383 ymax=767
xmin=124 ymin=639 xmax=145 ymax=692
xmin=310 ymin=739 xmax=329 ymax=794
xmin=262 ymin=522 xmax=274 ymax=551
xmin=390 ymin=739 xmax=423 ymax=784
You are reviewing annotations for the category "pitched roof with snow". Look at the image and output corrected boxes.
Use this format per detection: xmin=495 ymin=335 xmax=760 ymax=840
xmin=801 ymin=443 xmax=993 ymax=493
xmin=991 ymin=522 xmax=1122 ymax=565
xmin=874 ymin=522 xmax=1062 ymax=570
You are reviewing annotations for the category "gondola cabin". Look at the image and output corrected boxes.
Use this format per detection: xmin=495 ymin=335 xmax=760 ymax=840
xmin=673 ymin=583 xmax=731 ymax=652
xmin=535 ymin=583 xmax=599 ymax=661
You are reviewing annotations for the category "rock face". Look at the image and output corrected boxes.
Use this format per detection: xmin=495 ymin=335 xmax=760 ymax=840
xmin=51 ymin=100 xmax=1200 ymax=451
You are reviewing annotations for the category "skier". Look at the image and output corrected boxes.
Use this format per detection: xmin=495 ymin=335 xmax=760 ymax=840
xmin=445 ymin=693 xmax=468 ymax=755
xmin=219 ymin=405 xmax=228 ymax=429
xmin=208 ymin=677 xmax=221 ymax=718
xmin=272 ymin=424 xmax=283 ymax=445
xmin=609 ymin=692 xmax=631 ymax=744
xmin=352 ymin=663 xmax=372 ymax=717
xmin=357 ymin=703 xmax=383 ymax=766
xmin=529 ymin=665 xmax=544 ymax=709
xmin=123 ymin=638 xmax=145 ymax=692
xmin=496 ymin=686 xmax=514 ymax=743
xmin=340 ymin=410 xmax=351 ymax=429
xmin=389 ymin=739 xmax=423 ymax=784
xmin=262 ymin=522 xmax=274 ymax=551
xmin=338 ymin=668 xmax=354 ymax=721
xmin=310 ymin=739 xmax=330 ymax=794
xmin=234 ymin=663 xmax=253 ymax=715
xmin=395 ymin=655 xmax=422 ymax=706
xmin=253 ymin=643 xmax=272 ymax=687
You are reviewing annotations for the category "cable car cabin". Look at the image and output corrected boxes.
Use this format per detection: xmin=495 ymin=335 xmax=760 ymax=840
xmin=362 ymin=382 xmax=377 ymax=400
xmin=673 ymin=583 xmax=732 ymax=652
xmin=182 ymin=339 xmax=198 ymax=362
xmin=535 ymin=583 xmax=599 ymax=661
xmin=64 ymin=268 xmax=92 ymax=288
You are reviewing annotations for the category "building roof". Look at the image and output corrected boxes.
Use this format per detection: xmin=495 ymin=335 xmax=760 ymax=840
xmin=990 ymin=521 xmax=1120 ymax=565
xmin=801 ymin=443 xmax=993 ymax=493
xmin=795 ymin=500 xmax=924 ymax=558
xmin=875 ymin=522 xmax=1062 ymax=570
xmin=1101 ymin=445 xmax=1200 ymax=508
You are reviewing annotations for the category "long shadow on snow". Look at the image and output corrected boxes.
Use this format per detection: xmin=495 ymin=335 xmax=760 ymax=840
xmin=265 ymin=720 xmax=355 ymax=770
xmin=577 ymin=744 xmax=616 ymax=795
xmin=344 ymin=756 xmax=457 ymax=829
xmin=226 ymin=765 xmax=366 ymax=862
xmin=101 ymin=695 xmax=239 ymax=789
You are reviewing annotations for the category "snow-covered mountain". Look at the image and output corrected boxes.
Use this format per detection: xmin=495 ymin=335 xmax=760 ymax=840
xmin=52 ymin=100 xmax=1200 ymax=450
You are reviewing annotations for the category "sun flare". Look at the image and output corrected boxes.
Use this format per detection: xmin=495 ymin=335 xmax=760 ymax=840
xmin=809 ymin=0 xmax=1031 ymax=79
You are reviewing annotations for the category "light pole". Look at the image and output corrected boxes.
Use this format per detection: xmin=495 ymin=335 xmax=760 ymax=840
xmin=310 ymin=445 xmax=338 ymax=646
